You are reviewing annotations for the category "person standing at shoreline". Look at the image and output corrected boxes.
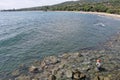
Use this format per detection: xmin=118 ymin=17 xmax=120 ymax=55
xmin=96 ymin=59 xmax=102 ymax=71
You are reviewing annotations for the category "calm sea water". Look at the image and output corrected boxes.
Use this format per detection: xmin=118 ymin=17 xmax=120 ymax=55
xmin=0 ymin=11 xmax=120 ymax=73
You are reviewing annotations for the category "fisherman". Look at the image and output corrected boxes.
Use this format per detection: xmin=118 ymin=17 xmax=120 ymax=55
xmin=96 ymin=59 xmax=102 ymax=71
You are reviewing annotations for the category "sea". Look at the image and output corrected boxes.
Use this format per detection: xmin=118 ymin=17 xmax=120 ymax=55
xmin=0 ymin=11 xmax=120 ymax=74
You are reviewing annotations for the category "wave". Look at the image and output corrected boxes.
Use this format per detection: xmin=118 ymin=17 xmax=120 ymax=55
xmin=94 ymin=23 xmax=105 ymax=27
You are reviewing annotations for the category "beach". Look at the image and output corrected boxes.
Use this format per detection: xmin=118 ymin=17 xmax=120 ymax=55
xmin=77 ymin=11 xmax=120 ymax=19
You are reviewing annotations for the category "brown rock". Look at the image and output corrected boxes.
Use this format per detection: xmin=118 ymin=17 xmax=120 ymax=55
xmin=73 ymin=69 xmax=81 ymax=79
xmin=94 ymin=76 xmax=100 ymax=80
xmin=72 ymin=69 xmax=81 ymax=74
xmin=73 ymin=52 xmax=82 ymax=57
xmin=62 ymin=54 xmax=70 ymax=59
xmin=93 ymin=76 xmax=110 ymax=80
xmin=29 ymin=66 xmax=39 ymax=73
xmin=73 ymin=72 xmax=80 ymax=79
xmin=104 ymin=77 xmax=111 ymax=80
xmin=48 ymin=75 xmax=56 ymax=80
xmin=41 ymin=61 xmax=46 ymax=68
xmin=99 ymin=76 xmax=104 ymax=80
xmin=80 ymin=74 xmax=86 ymax=79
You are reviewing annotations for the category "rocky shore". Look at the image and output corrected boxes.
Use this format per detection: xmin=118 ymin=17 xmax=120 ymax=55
xmin=1 ymin=32 xmax=120 ymax=80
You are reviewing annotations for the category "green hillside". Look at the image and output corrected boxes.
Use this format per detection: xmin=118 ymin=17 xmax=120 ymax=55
xmin=2 ymin=0 xmax=120 ymax=14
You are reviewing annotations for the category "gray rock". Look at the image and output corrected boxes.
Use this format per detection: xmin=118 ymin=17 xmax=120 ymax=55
xmin=56 ymin=71 xmax=63 ymax=79
xmin=52 ymin=69 xmax=57 ymax=75
xmin=95 ymin=67 xmax=100 ymax=72
xmin=73 ymin=72 xmax=80 ymax=79
xmin=59 ymin=63 xmax=65 ymax=69
xmin=12 ymin=70 xmax=20 ymax=76
xmin=99 ymin=50 xmax=105 ymax=54
xmin=66 ymin=70 xmax=73 ymax=78
xmin=82 ymin=65 xmax=91 ymax=72
xmin=49 ymin=56 xmax=58 ymax=64
xmin=45 ymin=56 xmax=58 ymax=65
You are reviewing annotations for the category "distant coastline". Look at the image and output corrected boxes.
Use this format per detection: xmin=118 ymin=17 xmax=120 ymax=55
xmin=77 ymin=11 xmax=120 ymax=19
xmin=53 ymin=11 xmax=120 ymax=19
xmin=1 ymin=9 xmax=120 ymax=19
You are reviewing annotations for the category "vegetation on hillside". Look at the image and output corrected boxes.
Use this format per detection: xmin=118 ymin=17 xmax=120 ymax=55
xmin=1 ymin=0 xmax=120 ymax=14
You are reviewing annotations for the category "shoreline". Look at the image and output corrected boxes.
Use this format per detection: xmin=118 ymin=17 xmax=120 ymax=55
xmin=0 ymin=11 xmax=120 ymax=80
xmin=75 ymin=11 xmax=120 ymax=19
xmin=4 ymin=31 xmax=120 ymax=80
xmin=55 ymin=11 xmax=120 ymax=19
xmin=1 ymin=10 xmax=120 ymax=19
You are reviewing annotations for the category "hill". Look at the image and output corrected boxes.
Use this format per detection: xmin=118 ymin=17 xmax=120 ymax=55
xmin=1 ymin=0 xmax=120 ymax=14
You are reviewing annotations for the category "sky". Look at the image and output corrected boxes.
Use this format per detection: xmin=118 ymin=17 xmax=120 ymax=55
xmin=0 ymin=0 xmax=76 ymax=10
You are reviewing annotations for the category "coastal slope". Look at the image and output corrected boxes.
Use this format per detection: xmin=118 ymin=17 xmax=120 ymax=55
xmin=1 ymin=0 xmax=120 ymax=14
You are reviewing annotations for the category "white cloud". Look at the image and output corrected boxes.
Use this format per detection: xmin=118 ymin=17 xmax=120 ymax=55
xmin=0 ymin=0 xmax=77 ymax=10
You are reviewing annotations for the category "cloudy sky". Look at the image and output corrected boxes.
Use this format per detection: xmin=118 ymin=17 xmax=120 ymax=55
xmin=0 ymin=0 xmax=76 ymax=10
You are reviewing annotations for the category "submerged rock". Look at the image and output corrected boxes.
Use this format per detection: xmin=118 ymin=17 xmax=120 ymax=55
xmin=12 ymin=70 xmax=20 ymax=77
xmin=15 ymin=75 xmax=31 ymax=80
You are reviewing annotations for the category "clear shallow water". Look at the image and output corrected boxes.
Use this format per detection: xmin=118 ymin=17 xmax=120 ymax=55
xmin=0 ymin=11 xmax=120 ymax=73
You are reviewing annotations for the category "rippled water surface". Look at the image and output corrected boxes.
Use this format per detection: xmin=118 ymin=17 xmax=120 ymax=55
xmin=0 ymin=11 xmax=120 ymax=73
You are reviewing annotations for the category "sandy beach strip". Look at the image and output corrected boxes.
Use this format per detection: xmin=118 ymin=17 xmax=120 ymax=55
xmin=75 ymin=11 xmax=120 ymax=19
xmin=55 ymin=11 xmax=120 ymax=19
